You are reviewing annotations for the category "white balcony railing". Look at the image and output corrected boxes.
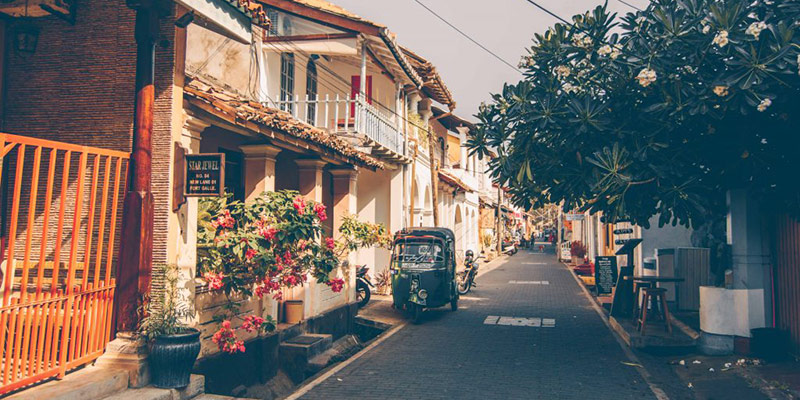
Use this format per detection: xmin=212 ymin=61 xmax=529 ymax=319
xmin=269 ymin=94 xmax=402 ymax=155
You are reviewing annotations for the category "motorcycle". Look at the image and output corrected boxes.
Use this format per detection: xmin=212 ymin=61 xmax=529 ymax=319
xmin=457 ymin=255 xmax=480 ymax=295
xmin=502 ymin=239 xmax=518 ymax=256
xmin=356 ymin=265 xmax=374 ymax=308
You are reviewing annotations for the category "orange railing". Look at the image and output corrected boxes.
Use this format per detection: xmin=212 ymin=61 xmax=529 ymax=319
xmin=0 ymin=133 xmax=129 ymax=395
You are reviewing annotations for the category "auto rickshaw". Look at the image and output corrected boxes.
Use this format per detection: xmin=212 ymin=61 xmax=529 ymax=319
xmin=390 ymin=227 xmax=458 ymax=323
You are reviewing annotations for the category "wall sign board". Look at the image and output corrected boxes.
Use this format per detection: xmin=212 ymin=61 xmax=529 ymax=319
xmin=185 ymin=153 xmax=225 ymax=197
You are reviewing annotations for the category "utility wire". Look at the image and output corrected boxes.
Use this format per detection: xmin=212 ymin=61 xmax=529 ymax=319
xmin=412 ymin=0 xmax=521 ymax=74
xmin=616 ymin=0 xmax=643 ymax=12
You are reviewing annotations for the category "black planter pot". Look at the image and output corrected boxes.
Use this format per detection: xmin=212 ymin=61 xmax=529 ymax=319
xmin=149 ymin=328 xmax=201 ymax=388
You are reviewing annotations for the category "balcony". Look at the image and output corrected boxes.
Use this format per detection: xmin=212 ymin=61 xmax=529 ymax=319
xmin=269 ymin=94 xmax=406 ymax=161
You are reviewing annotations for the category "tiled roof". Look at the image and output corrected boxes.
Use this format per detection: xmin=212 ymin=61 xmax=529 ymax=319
xmin=438 ymin=169 xmax=471 ymax=192
xmin=227 ymin=0 xmax=271 ymax=28
xmin=184 ymin=75 xmax=384 ymax=170
xmin=401 ymin=46 xmax=456 ymax=110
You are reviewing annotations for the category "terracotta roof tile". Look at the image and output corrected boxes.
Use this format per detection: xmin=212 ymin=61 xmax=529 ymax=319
xmin=184 ymin=75 xmax=384 ymax=170
xmin=438 ymin=169 xmax=471 ymax=192
xmin=401 ymin=46 xmax=456 ymax=110
xmin=229 ymin=0 xmax=271 ymax=28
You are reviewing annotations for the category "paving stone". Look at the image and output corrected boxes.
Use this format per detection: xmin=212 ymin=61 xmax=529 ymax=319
xmin=298 ymin=249 xmax=657 ymax=399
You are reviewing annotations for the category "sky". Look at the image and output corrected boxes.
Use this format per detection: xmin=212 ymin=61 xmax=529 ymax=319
xmin=331 ymin=0 xmax=649 ymax=121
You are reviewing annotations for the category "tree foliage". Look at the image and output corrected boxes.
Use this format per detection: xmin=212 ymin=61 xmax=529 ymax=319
xmin=469 ymin=0 xmax=800 ymax=227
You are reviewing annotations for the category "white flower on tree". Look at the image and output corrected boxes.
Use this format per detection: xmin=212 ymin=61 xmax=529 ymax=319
xmin=635 ymin=68 xmax=657 ymax=87
xmin=713 ymin=30 xmax=729 ymax=47
xmin=745 ymin=21 xmax=767 ymax=39
xmin=757 ymin=98 xmax=772 ymax=112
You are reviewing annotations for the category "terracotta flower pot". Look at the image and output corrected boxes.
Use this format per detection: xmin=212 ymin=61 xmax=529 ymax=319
xmin=284 ymin=300 xmax=304 ymax=324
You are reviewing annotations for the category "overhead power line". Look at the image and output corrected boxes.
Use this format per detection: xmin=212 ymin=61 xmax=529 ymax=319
xmin=412 ymin=0 xmax=521 ymax=74
xmin=616 ymin=0 xmax=644 ymax=12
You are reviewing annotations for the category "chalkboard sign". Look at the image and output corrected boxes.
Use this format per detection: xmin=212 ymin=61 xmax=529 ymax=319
xmin=185 ymin=153 xmax=225 ymax=197
xmin=594 ymin=256 xmax=617 ymax=296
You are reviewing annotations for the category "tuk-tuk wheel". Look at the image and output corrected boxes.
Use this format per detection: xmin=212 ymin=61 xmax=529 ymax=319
xmin=411 ymin=304 xmax=423 ymax=324
xmin=450 ymin=296 xmax=458 ymax=311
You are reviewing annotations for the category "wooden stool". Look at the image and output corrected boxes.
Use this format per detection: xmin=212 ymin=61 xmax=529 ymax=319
xmin=632 ymin=281 xmax=653 ymax=321
xmin=638 ymin=287 xmax=672 ymax=336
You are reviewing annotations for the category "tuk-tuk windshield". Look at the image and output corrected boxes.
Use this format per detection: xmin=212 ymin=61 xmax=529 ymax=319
xmin=392 ymin=238 xmax=445 ymax=268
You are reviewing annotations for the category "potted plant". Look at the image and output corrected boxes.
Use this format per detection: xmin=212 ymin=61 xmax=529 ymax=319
xmin=139 ymin=264 xmax=200 ymax=389
xmin=570 ymin=241 xmax=587 ymax=265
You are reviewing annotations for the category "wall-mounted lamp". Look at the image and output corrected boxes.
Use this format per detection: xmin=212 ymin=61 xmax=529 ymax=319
xmin=174 ymin=11 xmax=194 ymax=28
xmin=13 ymin=21 xmax=39 ymax=55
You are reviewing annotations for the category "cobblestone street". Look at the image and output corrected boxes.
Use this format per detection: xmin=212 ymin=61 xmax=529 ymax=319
xmin=298 ymin=248 xmax=657 ymax=399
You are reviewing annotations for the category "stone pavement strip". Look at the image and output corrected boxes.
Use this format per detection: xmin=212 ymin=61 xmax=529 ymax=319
xmin=292 ymin=249 xmax=661 ymax=400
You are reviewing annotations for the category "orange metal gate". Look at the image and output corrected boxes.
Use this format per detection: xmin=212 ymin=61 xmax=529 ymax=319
xmin=0 ymin=133 xmax=129 ymax=395
xmin=774 ymin=215 xmax=800 ymax=356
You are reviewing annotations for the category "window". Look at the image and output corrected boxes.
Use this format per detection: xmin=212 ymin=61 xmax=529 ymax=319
xmin=306 ymin=58 xmax=318 ymax=124
xmin=220 ymin=149 xmax=244 ymax=202
xmin=266 ymin=9 xmax=279 ymax=36
xmin=438 ymin=137 xmax=446 ymax=166
xmin=280 ymin=53 xmax=295 ymax=112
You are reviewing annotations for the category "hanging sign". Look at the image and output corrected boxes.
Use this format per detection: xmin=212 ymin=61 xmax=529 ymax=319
xmin=565 ymin=213 xmax=585 ymax=221
xmin=594 ymin=256 xmax=618 ymax=296
xmin=613 ymin=228 xmax=634 ymax=235
xmin=185 ymin=153 xmax=225 ymax=197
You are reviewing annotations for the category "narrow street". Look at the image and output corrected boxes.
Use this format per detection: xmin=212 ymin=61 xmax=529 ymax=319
xmin=297 ymin=247 xmax=656 ymax=399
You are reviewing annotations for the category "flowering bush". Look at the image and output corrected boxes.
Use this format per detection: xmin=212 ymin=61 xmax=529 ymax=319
xmin=570 ymin=241 xmax=587 ymax=259
xmin=197 ymin=190 xmax=390 ymax=354
xmin=471 ymin=1 xmax=800 ymax=227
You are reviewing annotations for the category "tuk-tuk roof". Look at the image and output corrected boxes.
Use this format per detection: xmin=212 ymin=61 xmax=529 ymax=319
xmin=395 ymin=227 xmax=455 ymax=242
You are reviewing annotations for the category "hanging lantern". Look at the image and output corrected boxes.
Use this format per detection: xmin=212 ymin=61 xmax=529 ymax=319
xmin=13 ymin=20 xmax=39 ymax=55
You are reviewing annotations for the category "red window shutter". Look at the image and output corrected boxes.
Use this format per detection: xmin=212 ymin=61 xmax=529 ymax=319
xmin=350 ymin=76 xmax=373 ymax=116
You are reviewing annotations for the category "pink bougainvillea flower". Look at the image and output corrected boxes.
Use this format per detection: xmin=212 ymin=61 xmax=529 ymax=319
xmin=213 ymin=209 xmax=235 ymax=230
xmin=242 ymin=315 xmax=266 ymax=333
xmin=313 ymin=203 xmax=327 ymax=221
xmin=245 ymin=248 xmax=257 ymax=261
xmin=293 ymin=196 xmax=306 ymax=215
xmin=204 ymin=272 xmax=225 ymax=291
xmin=212 ymin=320 xmax=244 ymax=353
xmin=261 ymin=227 xmax=277 ymax=241
xmin=325 ymin=237 xmax=336 ymax=250
xmin=326 ymin=278 xmax=345 ymax=293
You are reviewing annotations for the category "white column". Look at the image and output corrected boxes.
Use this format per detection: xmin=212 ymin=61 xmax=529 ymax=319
xmin=359 ymin=39 xmax=367 ymax=97
xmin=332 ymin=167 xmax=359 ymax=307
xmin=177 ymin=116 xmax=209 ymax=320
xmin=726 ymin=189 xmax=772 ymax=326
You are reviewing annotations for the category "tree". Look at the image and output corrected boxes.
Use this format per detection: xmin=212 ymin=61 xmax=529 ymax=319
xmin=469 ymin=0 xmax=800 ymax=228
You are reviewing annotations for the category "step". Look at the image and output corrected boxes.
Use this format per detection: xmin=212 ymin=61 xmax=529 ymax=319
xmin=7 ymin=366 xmax=129 ymax=400
xmin=102 ymin=375 xmax=205 ymax=400
xmin=277 ymin=323 xmax=305 ymax=342
xmin=306 ymin=335 xmax=363 ymax=376
xmin=193 ymin=394 xmax=259 ymax=400
xmin=279 ymin=334 xmax=332 ymax=383
xmin=280 ymin=334 xmax=333 ymax=360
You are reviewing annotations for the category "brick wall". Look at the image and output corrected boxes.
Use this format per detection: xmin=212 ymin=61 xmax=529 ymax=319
xmin=2 ymin=1 xmax=177 ymax=266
